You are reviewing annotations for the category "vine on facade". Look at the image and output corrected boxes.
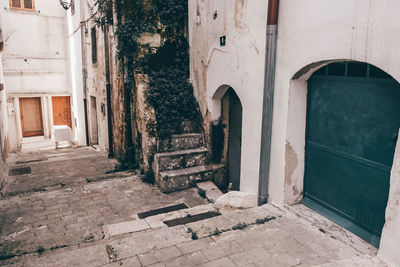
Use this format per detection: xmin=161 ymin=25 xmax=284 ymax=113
xmin=96 ymin=0 xmax=200 ymax=138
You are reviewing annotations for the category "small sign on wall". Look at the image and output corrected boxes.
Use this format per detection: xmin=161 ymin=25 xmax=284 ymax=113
xmin=220 ymin=36 xmax=226 ymax=47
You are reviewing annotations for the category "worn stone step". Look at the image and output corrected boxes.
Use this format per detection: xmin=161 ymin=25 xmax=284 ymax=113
xmin=102 ymin=204 xmax=217 ymax=238
xmin=196 ymin=181 xmax=224 ymax=203
xmin=156 ymin=164 xmax=225 ymax=193
xmin=153 ymin=148 xmax=209 ymax=173
xmin=159 ymin=133 xmax=203 ymax=152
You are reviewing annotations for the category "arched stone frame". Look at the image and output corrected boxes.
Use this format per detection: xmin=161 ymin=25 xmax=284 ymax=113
xmin=285 ymin=59 xmax=400 ymax=262
xmin=211 ymin=84 xmax=244 ymax=189
xmin=285 ymin=59 xmax=400 ymax=204
xmin=211 ymin=84 xmax=244 ymax=122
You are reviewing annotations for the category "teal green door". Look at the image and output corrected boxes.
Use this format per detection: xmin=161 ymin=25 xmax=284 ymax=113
xmin=303 ymin=62 xmax=400 ymax=247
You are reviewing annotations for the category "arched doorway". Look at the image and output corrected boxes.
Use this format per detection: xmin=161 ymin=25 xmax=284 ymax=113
xmin=303 ymin=62 xmax=400 ymax=247
xmin=226 ymin=88 xmax=242 ymax=191
xmin=212 ymin=86 xmax=243 ymax=191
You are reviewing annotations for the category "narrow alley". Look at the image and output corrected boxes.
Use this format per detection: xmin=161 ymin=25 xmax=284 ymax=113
xmin=1 ymin=0 xmax=400 ymax=266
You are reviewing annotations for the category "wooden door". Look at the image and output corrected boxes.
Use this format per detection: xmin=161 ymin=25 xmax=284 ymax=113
xmin=20 ymin=97 xmax=44 ymax=137
xmin=52 ymin=96 xmax=72 ymax=128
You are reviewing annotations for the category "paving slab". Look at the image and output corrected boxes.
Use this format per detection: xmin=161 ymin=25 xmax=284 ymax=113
xmin=0 ymin=148 xmax=208 ymax=263
xmin=144 ymin=203 xmax=217 ymax=228
xmin=196 ymin=181 xmax=223 ymax=203
xmin=103 ymin=219 xmax=150 ymax=238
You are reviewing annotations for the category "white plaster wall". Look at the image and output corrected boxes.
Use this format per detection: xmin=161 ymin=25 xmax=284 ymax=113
xmin=1 ymin=0 xmax=70 ymax=94
xmin=66 ymin=1 xmax=86 ymax=146
xmin=270 ymin=0 xmax=400 ymax=205
xmin=0 ymin=53 xmax=9 ymax=158
xmin=189 ymin=0 xmax=268 ymax=195
xmin=82 ymin=0 xmax=109 ymax=150
xmin=0 ymin=0 xmax=88 ymax=148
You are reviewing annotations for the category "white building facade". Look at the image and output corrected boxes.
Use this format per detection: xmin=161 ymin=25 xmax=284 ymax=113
xmin=1 ymin=0 xmax=85 ymax=149
xmin=189 ymin=0 xmax=400 ymax=264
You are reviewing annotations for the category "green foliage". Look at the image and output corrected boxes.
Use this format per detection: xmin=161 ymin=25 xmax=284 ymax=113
xmin=198 ymin=188 xmax=206 ymax=199
xmin=95 ymin=0 xmax=113 ymax=26
xmin=255 ymin=216 xmax=276 ymax=224
xmin=96 ymin=0 xmax=200 ymax=141
xmin=232 ymin=222 xmax=249 ymax=231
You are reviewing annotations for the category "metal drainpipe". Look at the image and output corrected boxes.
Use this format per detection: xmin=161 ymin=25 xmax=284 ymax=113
xmin=79 ymin=0 xmax=90 ymax=146
xmin=104 ymin=26 xmax=114 ymax=158
xmin=258 ymin=0 xmax=279 ymax=206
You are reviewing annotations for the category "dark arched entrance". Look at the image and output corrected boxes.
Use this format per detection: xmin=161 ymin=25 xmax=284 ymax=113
xmin=303 ymin=62 xmax=400 ymax=247
xmin=226 ymin=88 xmax=243 ymax=191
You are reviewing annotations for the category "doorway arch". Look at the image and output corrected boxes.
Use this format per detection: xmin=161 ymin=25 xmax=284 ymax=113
xmin=212 ymin=86 xmax=243 ymax=191
xmin=289 ymin=61 xmax=400 ymax=247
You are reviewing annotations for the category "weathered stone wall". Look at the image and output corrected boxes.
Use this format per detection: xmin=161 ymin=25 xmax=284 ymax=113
xmin=135 ymin=73 xmax=157 ymax=171
xmin=84 ymin=6 xmax=110 ymax=150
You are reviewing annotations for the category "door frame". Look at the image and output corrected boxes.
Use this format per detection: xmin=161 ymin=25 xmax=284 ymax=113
xmin=19 ymin=97 xmax=44 ymax=137
xmin=277 ymin=60 xmax=400 ymax=253
xmin=51 ymin=95 xmax=72 ymax=128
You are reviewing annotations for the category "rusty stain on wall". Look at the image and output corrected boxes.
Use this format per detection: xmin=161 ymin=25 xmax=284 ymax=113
xmin=234 ymin=0 xmax=246 ymax=29
xmin=285 ymin=142 xmax=301 ymax=201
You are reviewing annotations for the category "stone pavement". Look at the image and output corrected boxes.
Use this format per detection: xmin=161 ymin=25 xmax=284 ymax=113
xmin=2 ymin=201 xmax=387 ymax=267
xmin=2 ymin=147 xmax=118 ymax=196
xmin=0 ymin=147 xmax=208 ymax=263
xmin=0 ymin=147 xmax=389 ymax=267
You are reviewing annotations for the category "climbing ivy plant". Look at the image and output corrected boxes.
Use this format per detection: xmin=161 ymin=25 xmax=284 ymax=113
xmin=96 ymin=0 xmax=200 ymax=139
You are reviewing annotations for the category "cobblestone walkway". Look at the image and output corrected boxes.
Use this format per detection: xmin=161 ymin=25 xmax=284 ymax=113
xmin=0 ymin=148 xmax=207 ymax=262
xmin=2 ymin=204 xmax=384 ymax=267
xmin=2 ymin=147 xmax=117 ymax=196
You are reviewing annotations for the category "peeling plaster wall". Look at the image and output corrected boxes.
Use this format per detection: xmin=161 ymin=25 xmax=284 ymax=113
xmin=135 ymin=73 xmax=156 ymax=171
xmin=0 ymin=52 xmax=9 ymax=186
xmin=379 ymin=130 xmax=400 ymax=265
xmin=189 ymin=0 xmax=268 ymax=195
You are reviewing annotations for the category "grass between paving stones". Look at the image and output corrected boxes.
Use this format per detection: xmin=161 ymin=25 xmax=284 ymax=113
xmin=187 ymin=227 xmax=198 ymax=240
xmin=186 ymin=215 xmax=277 ymax=240
xmin=197 ymin=188 xmax=206 ymax=199
xmin=106 ymin=245 xmax=118 ymax=263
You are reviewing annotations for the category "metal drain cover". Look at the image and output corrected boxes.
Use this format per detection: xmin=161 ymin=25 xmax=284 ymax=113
xmin=9 ymin=167 xmax=32 ymax=176
xmin=138 ymin=203 xmax=188 ymax=219
xmin=163 ymin=211 xmax=222 ymax=227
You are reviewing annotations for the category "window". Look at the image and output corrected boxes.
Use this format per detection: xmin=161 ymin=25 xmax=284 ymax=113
xmin=91 ymin=27 xmax=97 ymax=64
xmin=9 ymin=0 xmax=35 ymax=10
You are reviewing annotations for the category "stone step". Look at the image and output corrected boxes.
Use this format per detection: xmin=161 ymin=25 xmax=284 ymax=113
xmin=156 ymin=164 xmax=225 ymax=193
xmin=102 ymin=204 xmax=218 ymax=238
xmin=153 ymin=148 xmax=208 ymax=173
xmin=196 ymin=181 xmax=224 ymax=203
xmin=158 ymin=133 xmax=203 ymax=152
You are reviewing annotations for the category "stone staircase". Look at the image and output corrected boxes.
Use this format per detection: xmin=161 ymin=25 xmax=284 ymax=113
xmin=153 ymin=133 xmax=225 ymax=193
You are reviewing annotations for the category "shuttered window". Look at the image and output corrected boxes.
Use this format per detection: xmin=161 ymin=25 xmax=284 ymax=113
xmin=10 ymin=0 xmax=34 ymax=10
xmin=91 ymin=27 xmax=97 ymax=64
